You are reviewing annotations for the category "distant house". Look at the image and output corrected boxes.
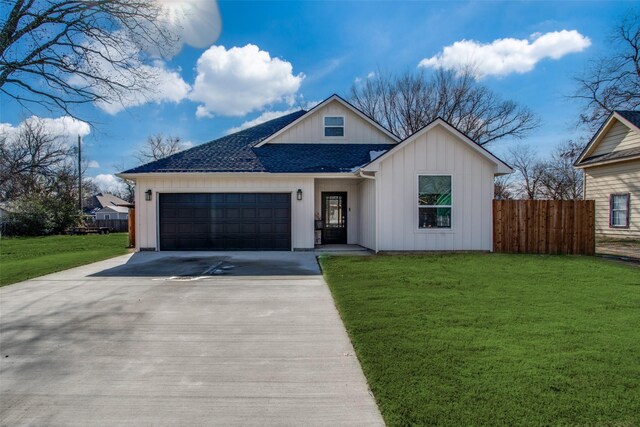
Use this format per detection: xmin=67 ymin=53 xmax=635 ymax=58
xmin=118 ymin=94 xmax=511 ymax=252
xmin=87 ymin=193 xmax=130 ymax=220
xmin=96 ymin=205 xmax=129 ymax=220
xmin=575 ymin=110 xmax=640 ymax=239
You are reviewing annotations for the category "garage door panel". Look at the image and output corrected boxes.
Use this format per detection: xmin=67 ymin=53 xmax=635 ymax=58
xmin=159 ymin=193 xmax=291 ymax=251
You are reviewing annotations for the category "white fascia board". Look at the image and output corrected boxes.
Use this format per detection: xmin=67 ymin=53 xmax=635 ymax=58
xmin=575 ymin=112 xmax=640 ymax=165
xmin=362 ymin=119 xmax=513 ymax=174
xmin=116 ymin=172 xmax=362 ymax=180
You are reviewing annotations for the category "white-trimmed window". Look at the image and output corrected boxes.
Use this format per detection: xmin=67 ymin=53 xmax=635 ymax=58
xmin=324 ymin=116 xmax=344 ymax=137
xmin=104 ymin=214 xmax=110 ymax=220
xmin=418 ymin=175 xmax=452 ymax=229
xmin=610 ymin=193 xmax=629 ymax=228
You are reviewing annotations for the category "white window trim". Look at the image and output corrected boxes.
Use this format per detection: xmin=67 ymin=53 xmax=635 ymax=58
xmin=104 ymin=214 xmax=110 ymax=220
xmin=415 ymin=174 xmax=454 ymax=233
xmin=323 ymin=115 xmax=345 ymax=139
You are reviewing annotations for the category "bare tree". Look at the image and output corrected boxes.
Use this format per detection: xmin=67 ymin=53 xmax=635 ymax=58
xmin=573 ymin=10 xmax=640 ymax=129
xmin=0 ymin=117 xmax=70 ymax=201
xmin=135 ymin=134 xmax=187 ymax=163
xmin=539 ymin=141 xmax=584 ymax=200
xmin=494 ymin=175 xmax=514 ymax=200
xmin=0 ymin=0 xmax=177 ymax=118
xmin=507 ymin=145 xmax=546 ymax=199
xmin=350 ymin=68 xmax=540 ymax=144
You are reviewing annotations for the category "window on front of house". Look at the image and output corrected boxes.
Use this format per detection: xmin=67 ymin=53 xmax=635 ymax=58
xmin=104 ymin=214 xmax=110 ymax=220
xmin=324 ymin=116 xmax=344 ymax=137
xmin=418 ymin=175 xmax=452 ymax=229
xmin=610 ymin=193 xmax=629 ymax=228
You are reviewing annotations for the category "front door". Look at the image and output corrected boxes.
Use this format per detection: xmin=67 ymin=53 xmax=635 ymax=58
xmin=321 ymin=192 xmax=347 ymax=244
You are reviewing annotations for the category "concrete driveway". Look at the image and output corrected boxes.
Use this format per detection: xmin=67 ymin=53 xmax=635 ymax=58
xmin=0 ymin=252 xmax=383 ymax=426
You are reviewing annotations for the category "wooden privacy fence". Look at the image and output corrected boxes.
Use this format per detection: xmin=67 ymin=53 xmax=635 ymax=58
xmin=94 ymin=219 xmax=128 ymax=232
xmin=128 ymin=208 xmax=135 ymax=248
xmin=493 ymin=200 xmax=595 ymax=255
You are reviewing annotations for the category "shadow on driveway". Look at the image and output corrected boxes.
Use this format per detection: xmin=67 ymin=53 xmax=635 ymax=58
xmin=89 ymin=252 xmax=321 ymax=277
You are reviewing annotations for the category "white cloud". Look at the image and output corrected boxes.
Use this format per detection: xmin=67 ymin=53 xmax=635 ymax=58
xmin=90 ymin=174 xmax=125 ymax=194
xmin=88 ymin=160 xmax=100 ymax=168
xmin=67 ymin=31 xmax=191 ymax=115
xmin=190 ymin=44 xmax=304 ymax=117
xmin=155 ymin=0 xmax=222 ymax=55
xmin=0 ymin=116 xmax=90 ymax=146
xmin=418 ymin=30 xmax=591 ymax=79
xmin=94 ymin=60 xmax=191 ymax=115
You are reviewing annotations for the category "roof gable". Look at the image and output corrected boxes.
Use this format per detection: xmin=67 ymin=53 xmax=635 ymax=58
xmin=94 ymin=193 xmax=129 ymax=209
xmin=361 ymin=118 xmax=512 ymax=175
xmin=575 ymin=110 xmax=640 ymax=167
xmin=118 ymin=108 xmax=396 ymax=175
xmin=254 ymin=95 xmax=399 ymax=147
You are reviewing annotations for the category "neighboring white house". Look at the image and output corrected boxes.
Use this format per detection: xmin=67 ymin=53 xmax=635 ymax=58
xmin=95 ymin=205 xmax=129 ymax=220
xmin=575 ymin=110 xmax=640 ymax=239
xmin=88 ymin=193 xmax=129 ymax=220
xmin=118 ymin=94 xmax=511 ymax=252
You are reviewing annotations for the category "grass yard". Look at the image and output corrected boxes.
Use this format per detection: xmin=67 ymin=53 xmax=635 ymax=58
xmin=0 ymin=233 xmax=129 ymax=287
xmin=320 ymin=253 xmax=640 ymax=426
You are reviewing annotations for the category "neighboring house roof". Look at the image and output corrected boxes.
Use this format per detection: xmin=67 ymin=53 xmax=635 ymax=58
xmin=93 ymin=193 xmax=129 ymax=209
xmin=616 ymin=110 xmax=640 ymax=129
xmin=576 ymin=146 xmax=640 ymax=166
xmin=97 ymin=205 xmax=129 ymax=214
xmin=575 ymin=110 xmax=640 ymax=167
xmin=361 ymin=117 xmax=513 ymax=175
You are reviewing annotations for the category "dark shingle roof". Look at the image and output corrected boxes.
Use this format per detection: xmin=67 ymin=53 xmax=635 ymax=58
xmin=123 ymin=110 xmax=307 ymax=173
xmin=122 ymin=110 xmax=395 ymax=174
xmin=255 ymin=144 xmax=395 ymax=172
xmin=616 ymin=110 xmax=640 ymax=129
xmin=579 ymin=146 xmax=640 ymax=166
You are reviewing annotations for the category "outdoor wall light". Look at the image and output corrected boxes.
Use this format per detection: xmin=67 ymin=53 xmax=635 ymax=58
xmin=296 ymin=189 xmax=303 ymax=201
xmin=145 ymin=190 xmax=152 ymax=201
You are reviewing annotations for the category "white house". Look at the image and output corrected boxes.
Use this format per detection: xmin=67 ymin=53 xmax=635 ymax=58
xmin=88 ymin=193 xmax=130 ymax=220
xmin=118 ymin=95 xmax=511 ymax=252
xmin=95 ymin=205 xmax=129 ymax=220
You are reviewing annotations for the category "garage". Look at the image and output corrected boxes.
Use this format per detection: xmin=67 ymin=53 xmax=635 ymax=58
xmin=159 ymin=193 xmax=291 ymax=251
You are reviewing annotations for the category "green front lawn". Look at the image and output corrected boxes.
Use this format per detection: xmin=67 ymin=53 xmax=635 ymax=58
xmin=0 ymin=233 xmax=129 ymax=287
xmin=320 ymin=254 xmax=640 ymax=426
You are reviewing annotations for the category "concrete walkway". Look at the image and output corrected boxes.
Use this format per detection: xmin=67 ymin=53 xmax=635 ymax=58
xmin=0 ymin=252 xmax=383 ymax=426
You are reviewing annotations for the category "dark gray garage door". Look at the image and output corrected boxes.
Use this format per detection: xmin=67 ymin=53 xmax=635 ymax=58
xmin=159 ymin=193 xmax=291 ymax=251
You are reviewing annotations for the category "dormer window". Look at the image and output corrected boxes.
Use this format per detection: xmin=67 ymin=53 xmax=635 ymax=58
xmin=324 ymin=116 xmax=344 ymax=137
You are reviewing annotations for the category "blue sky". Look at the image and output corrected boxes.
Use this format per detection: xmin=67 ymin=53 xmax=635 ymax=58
xmin=0 ymin=1 xmax=633 ymax=189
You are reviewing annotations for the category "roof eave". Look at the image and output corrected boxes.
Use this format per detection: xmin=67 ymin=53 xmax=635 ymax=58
xmin=575 ymin=111 xmax=640 ymax=165
xmin=361 ymin=118 xmax=512 ymax=173
xmin=575 ymin=153 xmax=640 ymax=168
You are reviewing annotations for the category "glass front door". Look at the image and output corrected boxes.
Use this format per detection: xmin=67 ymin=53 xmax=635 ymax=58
xmin=321 ymin=192 xmax=347 ymax=244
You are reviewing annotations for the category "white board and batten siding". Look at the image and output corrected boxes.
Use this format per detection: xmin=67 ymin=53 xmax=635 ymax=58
xmin=267 ymin=100 xmax=395 ymax=145
xmin=584 ymin=159 xmax=640 ymax=238
xmin=134 ymin=175 xmax=315 ymax=250
xmin=372 ymin=125 xmax=496 ymax=251
xmin=590 ymin=120 xmax=640 ymax=157
xmin=357 ymin=179 xmax=376 ymax=250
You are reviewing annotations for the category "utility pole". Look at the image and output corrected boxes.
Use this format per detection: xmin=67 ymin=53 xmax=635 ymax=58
xmin=78 ymin=135 xmax=82 ymax=212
